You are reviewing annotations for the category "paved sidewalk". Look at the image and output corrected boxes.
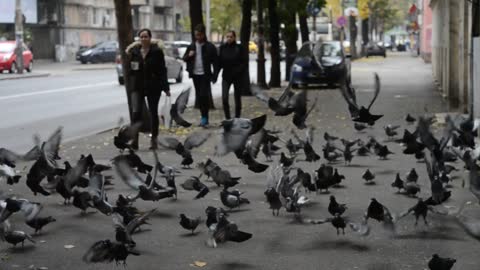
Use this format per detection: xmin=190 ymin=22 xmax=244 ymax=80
xmin=3 ymin=54 xmax=479 ymax=270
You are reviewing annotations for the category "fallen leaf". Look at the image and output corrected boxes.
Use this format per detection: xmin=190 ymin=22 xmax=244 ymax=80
xmin=193 ymin=261 xmax=207 ymax=267
xmin=64 ymin=244 xmax=75 ymax=249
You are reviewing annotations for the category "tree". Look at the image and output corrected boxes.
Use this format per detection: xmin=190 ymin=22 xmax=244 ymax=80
xmin=114 ymin=0 xmax=151 ymax=130
xmin=279 ymin=0 xmax=297 ymax=81
xmin=297 ymin=0 xmax=311 ymax=43
xmin=268 ymin=0 xmax=281 ymax=87
xmin=256 ymin=0 xmax=267 ymax=88
xmin=188 ymin=0 xmax=204 ymax=41
xmin=240 ymin=0 xmax=253 ymax=95
xmin=210 ymin=0 xmax=242 ymax=41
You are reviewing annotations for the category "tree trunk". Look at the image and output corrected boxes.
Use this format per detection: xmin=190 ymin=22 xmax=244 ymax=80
xmin=299 ymin=13 xmax=309 ymax=43
xmin=189 ymin=0 xmax=204 ymax=41
xmin=114 ymin=0 xmax=150 ymax=131
xmin=268 ymin=0 xmax=281 ymax=87
xmin=473 ymin=0 xmax=479 ymax=37
xmin=256 ymin=0 xmax=267 ymax=88
xmin=284 ymin=12 xmax=297 ymax=81
xmin=240 ymin=0 xmax=253 ymax=95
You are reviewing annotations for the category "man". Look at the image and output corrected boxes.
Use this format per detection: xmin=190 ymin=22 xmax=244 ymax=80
xmin=183 ymin=24 xmax=219 ymax=127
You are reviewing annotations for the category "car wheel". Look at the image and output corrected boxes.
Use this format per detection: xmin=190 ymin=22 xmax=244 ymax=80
xmin=81 ymin=59 xmax=87 ymax=64
xmin=292 ymin=83 xmax=299 ymax=89
xmin=366 ymin=54 xmax=369 ymax=58
xmin=9 ymin=62 xmax=17 ymax=73
xmin=118 ymin=76 xmax=125 ymax=85
xmin=26 ymin=61 xmax=33 ymax=72
xmin=176 ymin=68 xmax=183 ymax=83
xmin=383 ymin=53 xmax=386 ymax=58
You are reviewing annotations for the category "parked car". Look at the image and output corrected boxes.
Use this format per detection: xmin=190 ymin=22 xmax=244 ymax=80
xmin=249 ymin=41 xmax=258 ymax=54
xmin=116 ymin=44 xmax=183 ymax=85
xmin=0 ymin=41 xmax=33 ymax=73
xmin=76 ymin=41 xmax=118 ymax=64
xmin=173 ymin=41 xmax=190 ymax=59
xmin=366 ymin=42 xmax=386 ymax=58
xmin=290 ymin=40 xmax=351 ymax=88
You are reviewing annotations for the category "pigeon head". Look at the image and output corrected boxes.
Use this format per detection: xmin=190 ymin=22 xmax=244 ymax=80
xmin=47 ymin=216 xmax=56 ymax=223
xmin=329 ymin=195 xmax=336 ymax=202
xmin=179 ymin=213 xmax=187 ymax=220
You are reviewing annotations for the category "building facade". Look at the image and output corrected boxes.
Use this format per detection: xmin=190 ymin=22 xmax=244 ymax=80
xmin=419 ymin=0 xmax=432 ymax=63
xmin=27 ymin=0 xmax=189 ymax=61
xmin=430 ymin=0 xmax=472 ymax=111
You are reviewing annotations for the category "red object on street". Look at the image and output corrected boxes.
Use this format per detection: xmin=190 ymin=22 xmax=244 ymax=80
xmin=0 ymin=41 xmax=34 ymax=73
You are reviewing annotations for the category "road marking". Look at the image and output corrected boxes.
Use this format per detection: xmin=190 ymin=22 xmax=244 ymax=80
xmin=0 ymin=81 xmax=115 ymax=101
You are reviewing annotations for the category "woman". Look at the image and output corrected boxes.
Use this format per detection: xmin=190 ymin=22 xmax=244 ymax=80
xmin=127 ymin=28 xmax=170 ymax=149
xmin=216 ymin=30 xmax=248 ymax=119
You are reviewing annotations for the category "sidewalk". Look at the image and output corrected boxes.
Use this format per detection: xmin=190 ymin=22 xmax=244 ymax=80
xmin=5 ymin=54 xmax=479 ymax=270
xmin=0 ymin=59 xmax=115 ymax=81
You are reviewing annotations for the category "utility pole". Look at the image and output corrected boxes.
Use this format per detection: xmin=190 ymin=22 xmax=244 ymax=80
xmin=206 ymin=0 xmax=211 ymax=40
xmin=14 ymin=0 xmax=24 ymax=74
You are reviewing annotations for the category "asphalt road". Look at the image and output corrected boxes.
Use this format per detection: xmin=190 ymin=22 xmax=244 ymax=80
xmin=2 ymin=53 xmax=479 ymax=270
xmin=0 ymin=57 xmax=285 ymax=153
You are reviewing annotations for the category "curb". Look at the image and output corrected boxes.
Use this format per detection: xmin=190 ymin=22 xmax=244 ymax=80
xmin=71 ymin=66 xmax=115 ymax=71
xmin=0 ymin=72 xmax=50 ymax=81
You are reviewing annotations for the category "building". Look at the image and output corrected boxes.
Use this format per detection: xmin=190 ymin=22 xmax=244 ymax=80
xmin=419 ymin=0 xmax=432 ymax=63
xmin=430 ymin=0 xmax=473 ymax=111
xmin=9 ymin=0 xmax=191 ymax=61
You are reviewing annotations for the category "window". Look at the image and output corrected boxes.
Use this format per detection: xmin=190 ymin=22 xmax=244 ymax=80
xmin=93 ymin=8 xmax=97 ymax=25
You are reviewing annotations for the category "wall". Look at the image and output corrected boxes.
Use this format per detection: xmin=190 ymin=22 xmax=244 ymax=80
xmin=420 ymin=0 xmax=432 ymax=62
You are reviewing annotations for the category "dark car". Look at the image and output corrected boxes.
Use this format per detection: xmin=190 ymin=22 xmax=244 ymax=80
xmin=76 ymin=41 xmax=118 ymax=64
xmin=290 ymin=40 xmax=351 ymax=88
xmin=366 ymin=42 xmax=386 ymax=58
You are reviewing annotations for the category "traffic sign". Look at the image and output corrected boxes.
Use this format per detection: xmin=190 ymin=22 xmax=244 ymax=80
xmin=337 ymin=16 xmax=347 ymax=27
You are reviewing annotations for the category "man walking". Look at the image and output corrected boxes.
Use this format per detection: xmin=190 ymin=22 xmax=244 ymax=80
xmin=183 ymin=24 xmax=219 ymax=127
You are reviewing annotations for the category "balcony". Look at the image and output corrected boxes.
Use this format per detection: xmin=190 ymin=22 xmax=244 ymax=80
xmin=152 ymin=0 xmax=174 ymax=7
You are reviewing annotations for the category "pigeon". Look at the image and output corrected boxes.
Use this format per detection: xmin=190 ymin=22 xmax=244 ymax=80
xmin=237 ymin=150 xmax=269 ymax=173
xmin=26 ymin=127 xmax=63 ymax=196
xmin=285 ymin=139 xmax=303 ymax=157
xmin=425 ymin=154 xmax=450 ymax=204
xmin=373 ymin=143 xmax=394 ymax=159
xmin=267 ymin=85 xmax=299 ymax=116
xmin=25 ymin=216 xmax=56 ymax=235
xmin=205 ymin=206 xmax=229 ymax=228
xmin=0 ymin=221 xmax=35 ymax=248
xmin=0 ymin=145 xmax=40 ymax=168
xmin=303 ymin=141 xmax=320 ymax=162
xmin=181 ymin=175 xmax=210 ymax=199
xmin=157 ymin=131 xmax=210 ymax=168
xmin=384 ymin=124 xmax=400 ymax=139
xmin=83 ymin=239 xmax=139 ymax=265
xmin=115 ymin=159 xmax=174 ymax=202
xmin=315 ymin=164 xmax=336 ymax=193
xmin=418 ymin=115 xmax=455 ymax=171
xmin=170 ymin=86 xmax=192 ymax=127
xmin=308 ymin=214 xmax=370 ymax=236
xmin=428 ymin=254 xmax=456 ymax=270
xmin=279 ymin=152 xmax=294 ymax=168
xmin=0 ymin=198 xmax=43 ymax=223
xmin=335 ymin=143 xmax=357 ymax=165
xmin=291 ymin=90 xmax=318 ymax=129
xmin=206 ymin=213 xmax=252 ymax=248
xmin=0 ymin=164 xmax=21 ymax=185
xmin=324 ymin=132 xmax=339 ymax=142
xmin=391 ymin=173 xmax=404 ymax=192
xmin=328 ymin=195 xmax=347 ymax=216
xmin=397 ymin=198 xmax=446 ymax=226
xmin=354 ymin=122 xmax=368 ymax=132
xmin=179 ymin=214 xmax=201 ymax=234
xmin=362 ymin=169 xmax=375 ymax=184
xmin=405 ymin=114 xmax=416 ymax=123
xmin=339 ymin=73 xmax=383 ymax=125
xmin=220 ymin=189 xmax=250 ymax=210
xmin=264 ymin=188 xmax=282 ymax=216
xmin=113 ymin=118 xmax=142 ymax=152
xmin=332 ymin=169 xmax=345 ymax=186
xmin=112 ymin=150 xmax=153 ymax=173
xmin=365 ymin=198 xmax=395 ymax=227
xmin=406 ymin=168 xmax=419 ymax=183
xmin=209 ymin=166 xmax=241 ymax=188
xmin=214 ymin=115 xmax=267 ymax=156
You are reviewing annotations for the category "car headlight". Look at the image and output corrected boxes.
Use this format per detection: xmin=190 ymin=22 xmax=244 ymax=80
xmin=2 ymin=54 xmax=12 ymax=61
xmin=81 ymin=49 xmax=93 ymax=56
xmin=292 ymin=64 xmax=303 ymax=72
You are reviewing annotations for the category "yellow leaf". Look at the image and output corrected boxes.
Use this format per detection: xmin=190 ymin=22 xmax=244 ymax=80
xmin=193 ymin=261 xmax=207 ymax=267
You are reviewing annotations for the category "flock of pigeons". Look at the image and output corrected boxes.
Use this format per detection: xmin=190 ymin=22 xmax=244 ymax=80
xmin=0 ymin=73 xmax=479 ymax=269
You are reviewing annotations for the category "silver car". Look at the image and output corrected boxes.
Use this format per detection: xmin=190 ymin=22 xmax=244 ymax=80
xmin=116 ymin=45 xmax=184 ymax=85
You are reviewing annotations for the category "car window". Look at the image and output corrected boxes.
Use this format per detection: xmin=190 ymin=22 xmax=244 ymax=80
xmin=0 ymin=43 xmax=15 ymax=53
xmin=320 ymin=43 xmax=341 ymax=57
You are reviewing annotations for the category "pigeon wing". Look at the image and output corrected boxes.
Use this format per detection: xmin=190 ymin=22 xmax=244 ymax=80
xmin=184 ymin=132 xmax=211 ymax=150
xmin=367 ymin=73 xmax=381 ymax=110
xmin=115 ymin=160 xmax=146 ymax=190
